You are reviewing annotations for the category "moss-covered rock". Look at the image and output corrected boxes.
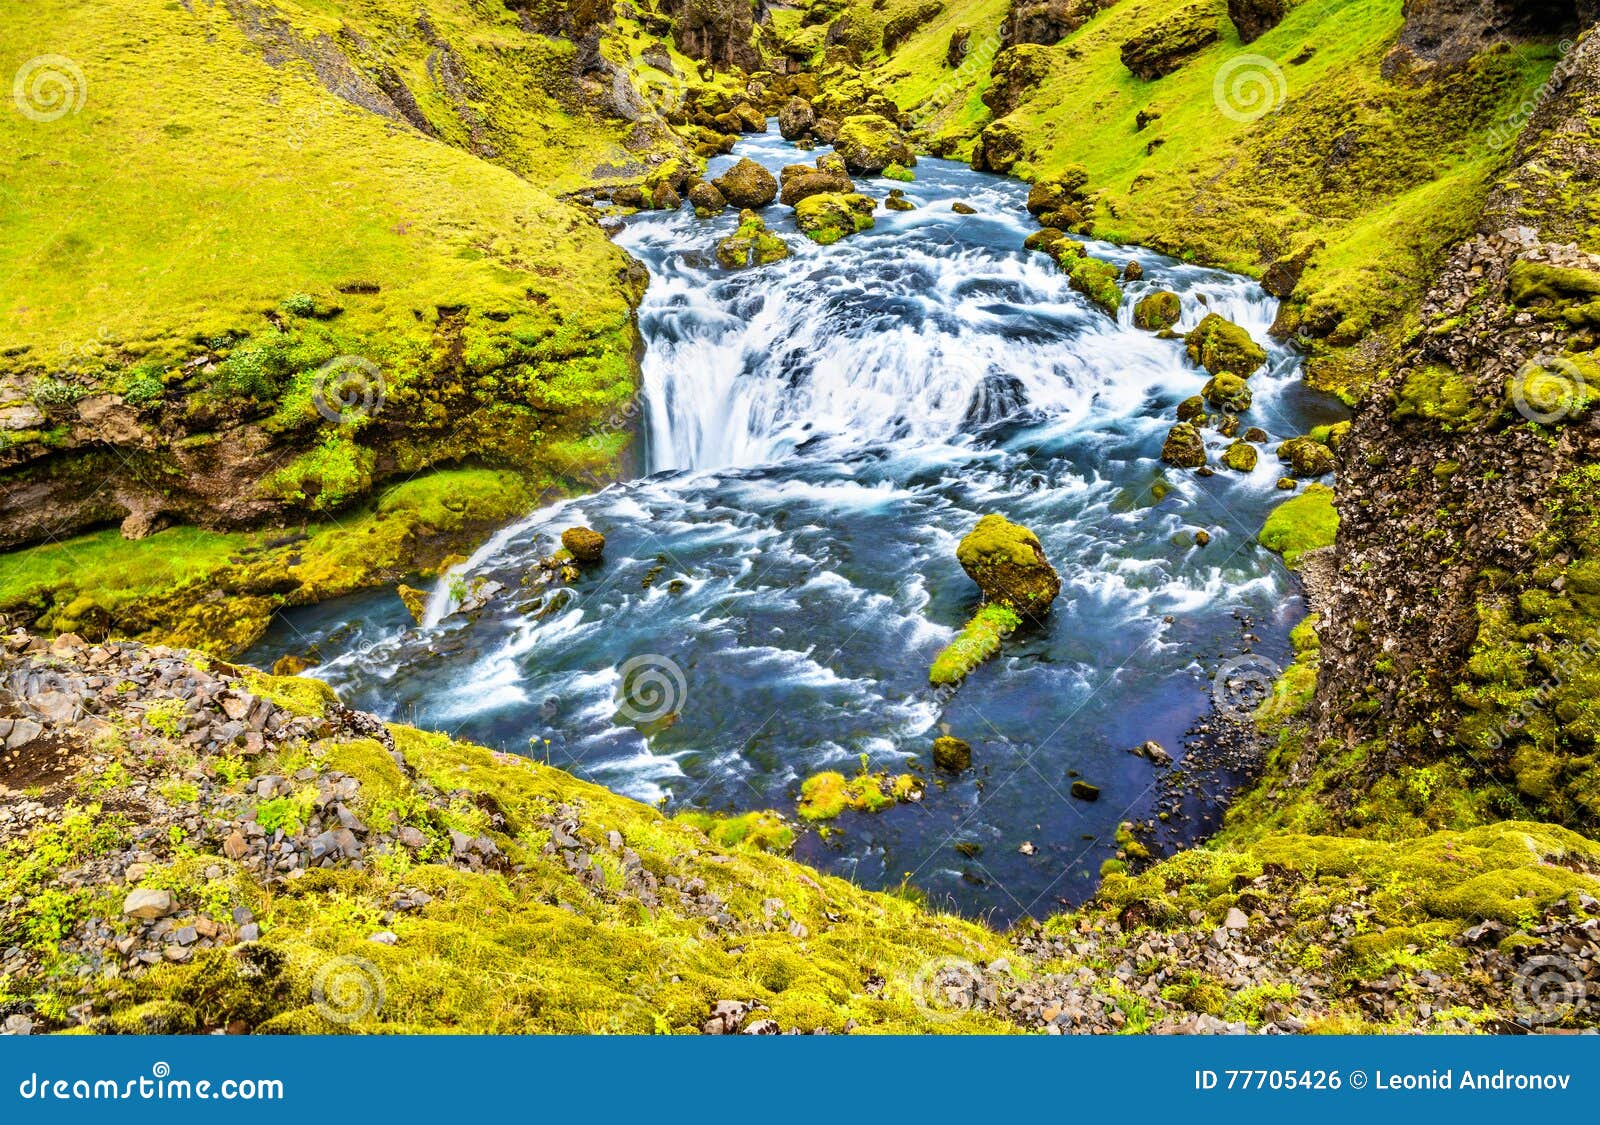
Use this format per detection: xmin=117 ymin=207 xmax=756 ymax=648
xmin=794 ymin=193 xmax=877 ymax=245
xmin=930 ymin=604 xmax=1022 ymax=685
xmin=779 ymin=153 xmax=856 ymax=206
xmin=1202 ymin=372 xmax=1253 ymax=412
xmin=1221 ymin=441 xmax=1259 ymax=472
xmin=832 ymin=113 xmax=916 ymax=175
xmin=777 ymin=96 xmax=816 ymax=141
xmin=882 ymin=163 xmax=916 ymax=182
xmin=1120 ymin=3 xmax=1221 ymax=80
xmin=798 ymin=769 xmax=923 ymax=820
xmin=955 ymin=514 xmax=1062 ymax=619
xmin=933 ymin=735 xmax=972 ymax=772
xmin=885 ymin=189 xmax=917 ymax=212
xmin=1277 ymin=436 xmax=1336 ymax=477
xmin=1228 ymin=0 xmax=1287 ymax=43
xmin=1161 ymin=422 xmax=1207 ymax=468
xmin=1065 ymin=255 xmax=1124 ymax=316
xmin=560 ymin=526 xmax=606 ymax=564
xmin=1134 ymin=290 xmax=1182 ymax=331
xmin=688 ymin=181 xmax=728 ymax=216
xmin=715 ymin=210 xmax=792 ymax=268
xmin=1186 ymin=314 xmax=1268 ymax=376
xmin=1176 ymin=395 xmax=1207 ymax=423
xmin=1259 ymin=484 xmax=1338 ymax=567
xmin=712 ymin=158 xmax=778 ymax=209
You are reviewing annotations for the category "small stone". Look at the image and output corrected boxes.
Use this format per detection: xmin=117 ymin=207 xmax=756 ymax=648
xmin=932 ymin=735 xmax=972 ymax=772
xmin=237 ymin=922 xmax=260 ymax=942
xmin=396 ymin=826 xmax=427 ymax=849
xmin=222 ymin=830 xmax=249 ymax=860
xmin=1070 ymin=781 xmax=1100 ymax=801
xmin=560 ymin=526 xmax=606 ymax=564
xmin=1194 ymin=529 xmax=1211 ymax=546
xmin=369 ymin=931 xmax=399 ymax=945
xmin=173 ymin=925 xmax=198 ymax=946
xmin=1224 ymin=907 xmax=1249 ymax=930
xmin=121 ymin=888 xmax=176 ymax=920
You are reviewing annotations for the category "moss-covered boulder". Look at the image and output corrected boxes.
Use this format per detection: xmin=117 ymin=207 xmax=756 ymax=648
xmin=1258 ymin=483 xmax=1338 ymax=567
xmin=1202 ymin=372 xmax=1253 ymax=412
xmin=883 ymin=163 xmax=916 ymax=182
xmin=885 ymin=189 xmax=916 ymax=212
xmin=794 ymin=193 xmax=877 ymax=245
xmin=715 ymin=210 xmax=792 ymax=268
xmin=396 ymin=583 xmax=430 ymax=624
xmin=1176 ymin=395 xmax=1206 ymax=423
xmin=930 ymin=604 xmax=1021 ymax=685
xmin=955 ymin=514 xmax=1061 ymax=619
xmin=1185 ymin=313 xmax=1267 ymax=376
xmin=1120 ymin=3 xmax=1221 ymax=80
xmin=777 ymin=96 xmax=816 ymax=141
xmin=1221 ymin=441 xmax=1259 ymax=472
xmin=560 ymin=526 xmax=605 ymax=564
xmin=779 ymin=153 xmax=854 ymax=206
xmin=1277 ymin=436 xmax=1336 ymax=477
xmin=1161 ymin=422 xmax=1206 ymax=468
xmin=832 ymin=114 xmax=916 ymax=176
xmin=1065 ymin=255 xmax=1123 ymax=316
xmin=1134 ymin=290 xmax=1181 ymax=330
xmin=1024 ymin=228 xmax=1067 ymax=253
xmin=933 ymin=736 xmax=972 ymax=772
xmin=687 ymin=181 xmax=727 ymax=216
xmin=712 ymin=158 xmax=778 ymax=209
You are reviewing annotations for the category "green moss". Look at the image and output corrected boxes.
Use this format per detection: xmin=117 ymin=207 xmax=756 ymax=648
xmin=793 ymin=192 xmax=879 ymax=244
xmin=676 ymin=810 xmax=797 ymax=854
xmin=1064 ymin=255 xmax=1124 ymax=315
xmin=797 ymin=768 xmax=923 ymax=821
xmin=1185 ymin=314 xmax=1267 ymax=376
xmin=930 ymin=603 xmax=1022 ymax=685
xmin=1133 ymin=290 xmax=1181 ymax=330
xmin=0 ymin=468 xmax=536 ymax=655
xmin=882 ymin=162 xmax=917 ymax=182
xmin=1392 ymin=363 xmax=1480 ymax=425
xmin=1259 ymin=484 xmax=1338 ymax=568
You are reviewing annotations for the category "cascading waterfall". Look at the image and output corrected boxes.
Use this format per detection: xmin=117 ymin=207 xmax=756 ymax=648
xmin=248 ymin=129 xmax=1345 ymax=922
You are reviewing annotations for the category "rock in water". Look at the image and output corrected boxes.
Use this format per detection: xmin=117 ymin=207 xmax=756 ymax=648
xmin=831 ymin=113 xmax=916 ymax=175
xmin=396 ymin=584 xmax=430 ymax=624
xmin=956 ymin=514 xmax=1061 ymax=619
xmin=1276 ymin=436 xmax=1335 ymax=477
xmin=933 ymin=735 xmax=973 ymax=772
xmin=777 ymin=96 xmax=815 ymax=140
xmin=779 ymin=153 xmax=855 ymax=206
xmin=561 ymin=526 xmax=606 ymax=563
xmin=715 ymin=210 xmax=791 ymax=268
xmin=1185 ymin=313 xmax=1267 ymax=376
xmin=1134 ymin=290 xmax=1181 ymax=330
xmin=712 ymin=158 xmax=778 ymax=208
xmin=794 ymin=193 xmax=877 ymax=245
xmin=1161 ymin=422 xmax=1207 ymax=468
xmin=1070 ymin=780 xmax=1100 ymax=801
xmin=961 ymin=370 xmax=1029 ymax=430
xmin=687 ymin=181 xmax=727 ymax=216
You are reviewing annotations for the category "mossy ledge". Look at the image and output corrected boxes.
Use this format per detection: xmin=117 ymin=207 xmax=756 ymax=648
xmin=5 ymin=631 xmax=1598 ymax=1034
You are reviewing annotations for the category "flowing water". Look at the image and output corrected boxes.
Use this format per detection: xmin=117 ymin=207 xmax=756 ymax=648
xmin=248 ymin=131 xmax=1344 ymax=923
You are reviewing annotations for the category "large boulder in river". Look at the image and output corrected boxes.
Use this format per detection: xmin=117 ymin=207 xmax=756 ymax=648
xmin=688 ymin=181 xmax=727 ymax=216
xmin=780 ymin=153 xmax=855 ymax=206
xmin=1161 ymin=422 xmax=1207 ymax=468
xmin=1277 ymin=436 xmax=1336 ymax=477
xmin=1185 ymin=313 xmax=1267 ymax=376
xmin=1134 ymin=290 xmax=1181 ymax=331
xmin=561 ymin=526 xmax=606 ymax=563
xmin=716 ymin=210 xmax=791 ymax=268
xmin=794 ymin=192 xmax=876 ymax=245
xmin=832 ymin=114 xmax=916 ymax=175
xmin=778 ymin=96 xmax=816 ymax=140
xmin=956 ymin=514 xmax=1061 ymax=619
xmin=1202 ymin=372 xmax=1253 ymax=412
xmin=712 ymin=158 xmax=778 ymax=208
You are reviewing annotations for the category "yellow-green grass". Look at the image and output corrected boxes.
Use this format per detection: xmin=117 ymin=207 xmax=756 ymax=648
xmin=1258 ymin=483 xmax=1338 ymax=568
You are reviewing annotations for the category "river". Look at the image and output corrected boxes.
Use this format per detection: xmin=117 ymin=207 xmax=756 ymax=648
xmin=247 ymin=129 xmax=1344 ymax=924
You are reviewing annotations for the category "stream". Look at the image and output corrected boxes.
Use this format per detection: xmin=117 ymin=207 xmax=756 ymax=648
xmin=247 ymin=130 xmax=1345 ymax=924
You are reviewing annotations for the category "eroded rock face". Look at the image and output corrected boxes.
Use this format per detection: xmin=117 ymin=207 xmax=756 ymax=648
xmin=663 ymin=0 xmax=760 ymax=70
xmin=1385 ymin=0 xmax=1594 ymax=75
xmin=1304 ymin=29 xmax=1600 ymax=832
xmin=983 ymin=44 xmax=1057 ymax=117
xmin=1119 ymin=3 xmax=1220 ymax=80
xmin=1003 ymin=0 xmax=1116 ymax=47
xmin=1227 ymin=0 xmax=1287 ymax=43
xmin=955 ymin=514 xmax=1061 ymax=618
